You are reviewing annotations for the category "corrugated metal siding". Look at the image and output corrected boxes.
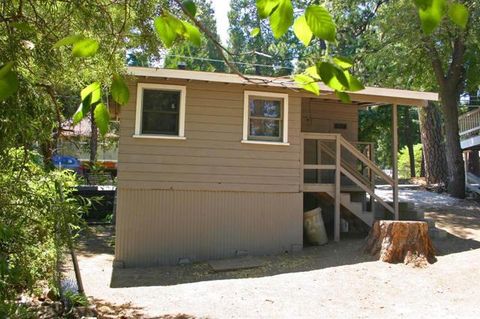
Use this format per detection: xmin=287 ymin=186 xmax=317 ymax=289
xmin=115 ymin=189 xmax=302 ymax=267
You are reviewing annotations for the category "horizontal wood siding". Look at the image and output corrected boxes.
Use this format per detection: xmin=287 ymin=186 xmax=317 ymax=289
xmin=301 ymin=98 xmax=359 ymax=141
xmin=117 ymin=78 xmax=302 ymax=192
xmin=115 ymin=189 xmax=303 ymax=267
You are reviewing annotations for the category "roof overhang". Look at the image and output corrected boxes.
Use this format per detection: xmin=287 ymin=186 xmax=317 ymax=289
xmin=127 ymin=67 xmax=438 ymax=107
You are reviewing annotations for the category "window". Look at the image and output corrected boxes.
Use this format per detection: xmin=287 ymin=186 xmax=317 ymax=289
xmin=134 ymin=83 xmax=186 ymax=139
xmin=243 ymin=91 xmax=289 ymax=145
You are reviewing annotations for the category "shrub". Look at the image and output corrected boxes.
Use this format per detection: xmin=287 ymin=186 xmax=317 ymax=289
xmin=0 ymin=148 xmax=87 ymax=317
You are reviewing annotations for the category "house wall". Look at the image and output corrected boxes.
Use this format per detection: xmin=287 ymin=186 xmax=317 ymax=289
xmin=115 ymin=77 xmax=303 ymax=267
xmin=301 ymin=98 xmax=359 ymax=140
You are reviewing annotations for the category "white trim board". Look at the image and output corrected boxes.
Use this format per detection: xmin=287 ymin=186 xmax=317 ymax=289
xmin=135 ymin=83 xmax=187 ymax=139
xmin=243 ymin=90 xmax=289 ymax=145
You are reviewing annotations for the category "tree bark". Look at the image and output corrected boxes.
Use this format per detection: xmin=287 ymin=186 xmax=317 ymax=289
xmin=418 ymin=101 xmax=448 ymax=185
xmin=441 ymin=91 xmax=466 ymax=198
xmin=425 ymin=35 xmax=466 ymax=198
xmin=365 ymin=220 xmax=436 ymax=267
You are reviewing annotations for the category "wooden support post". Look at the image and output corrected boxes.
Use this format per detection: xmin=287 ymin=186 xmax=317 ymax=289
xmin=392 ymin=104 xmax=399 ymax=220
xmin=300 ymin=135 xmax=304 ymax=191
xmin=370 ymin=145 xmax=375 ymax=212
xmin=334 ymin=135 xmax=341 ymax=241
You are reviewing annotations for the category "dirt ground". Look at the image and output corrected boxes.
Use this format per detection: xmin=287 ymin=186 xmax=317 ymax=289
xmin=75 ymin=190 xmax=480 ymax=318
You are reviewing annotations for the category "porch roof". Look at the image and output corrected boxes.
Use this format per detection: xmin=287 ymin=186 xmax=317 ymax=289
xmin=127 ymin=67 xmax=438 ymax=107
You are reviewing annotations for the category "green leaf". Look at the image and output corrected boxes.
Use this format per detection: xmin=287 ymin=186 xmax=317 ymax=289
xmin=335 ymin=91 xmax=351 ymax=103
xmin=418 ymin=0 xmax=446 ymax=35
xmin=305 ymin=5 xmax=336 ymax=42
xmin=293 ymin=15 xmax=312 ymax=46
xmin=268 ymin=0 xmax=293 ymax=39
xmin=81 ymin=82 xmax=101 ymax=105
xmin=318 ymin=62 xmax=349 ymax=91
xmin=154 ymin=13 xmax=185 ymax=48
xmin=448 ymin=3 xmax=468 ymax=29
xmin=94 ymin=103 xmax=110 ymax=135
xmin=343 ymin=71 xmax=364 ymax=91
xmin=294 ymin=74 xmax=320 ymax=95
xmin=72 ymin=38 xmax=99 ymax=57
xmin=74 ymin=82 xmax=102 ymax=124
xmin=305 ymin=65 xmax=320 ymax=79
xmin=256 ymin=0 xmax=279 ymax=19
xmin=251 ymin=27 xmax=261 ymax=37
xmin=182 ymin=0 xmax=197 ymax=16
xmin=333 ymin=56 xmax=354 ymax=70
xmin=0 ymin=61 xmax=14 ymax=78
xmin=111 ymin=75 xmax=130 ymax=105
xmin=72 ymin=102 xmax=87 ymax=125
xmin=53 ymin=34 xmax=84 ymax=48
xmin=0 ymin=67 xmax=19 ymax=101
xmin=181 ymin=21 xmax=201 ymax=46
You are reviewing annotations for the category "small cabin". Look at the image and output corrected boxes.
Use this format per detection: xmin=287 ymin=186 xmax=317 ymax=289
xmin=114 ymin=67 xmax=438 ymax=267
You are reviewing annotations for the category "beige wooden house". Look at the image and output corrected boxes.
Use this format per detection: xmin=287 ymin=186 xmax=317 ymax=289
xmin=114 ymin=67 xmax=438 ymax=267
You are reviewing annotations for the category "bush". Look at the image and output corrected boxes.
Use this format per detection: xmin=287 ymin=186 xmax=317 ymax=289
xmin=398 ymin=144 xmax=423 ymax=179
xmin=0 ymin=148 xmax=87 ymax=317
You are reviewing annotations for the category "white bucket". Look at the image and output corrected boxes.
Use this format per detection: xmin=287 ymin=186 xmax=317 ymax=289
xmin=303 ymin=207 xmax=328 ymax=245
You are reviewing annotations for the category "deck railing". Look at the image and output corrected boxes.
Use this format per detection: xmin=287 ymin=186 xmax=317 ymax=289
xmin=459 ymin=108 xmax=480 ymax=139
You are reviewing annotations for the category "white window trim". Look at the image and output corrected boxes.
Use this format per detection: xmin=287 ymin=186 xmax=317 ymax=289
xmin=134 ymin=83 xmax=187 ymax=139
xmin=243 ymin=90 xmax=289 ymax=145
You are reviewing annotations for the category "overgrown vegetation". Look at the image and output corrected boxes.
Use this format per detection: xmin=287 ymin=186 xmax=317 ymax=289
xmin=0 ymin=148 xmax=87 ymax=317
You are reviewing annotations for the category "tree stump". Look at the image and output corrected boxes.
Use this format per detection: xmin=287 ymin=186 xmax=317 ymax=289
xmin=365 ymin=220 xmax=436 ymax=267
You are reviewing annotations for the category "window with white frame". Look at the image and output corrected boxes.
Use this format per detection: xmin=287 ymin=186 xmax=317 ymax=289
xmin=134 ymin=83 xmax=186 ymax=138
xmin=243 ymin=91 xmax=289 ymax=144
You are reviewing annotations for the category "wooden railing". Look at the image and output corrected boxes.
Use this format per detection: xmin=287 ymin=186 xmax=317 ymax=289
xmin=301 ymin=133 xmax=398 ymax=241
xmin=459 ymin=108 xmax=480 ymax=139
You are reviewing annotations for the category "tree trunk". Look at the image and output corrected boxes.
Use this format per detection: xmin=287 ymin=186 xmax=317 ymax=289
xmin=403 ymin=107 xmax=416 ymax=177
xmin=418 ymin=101 xmax=448 ymax=185
xmin=89 ymin=109 xmax=98 ymax=164
xmin=365 ymin=220 xmax=436 ymax=267
xmin=420 ymin=150 xmax=426 ymax=177
xmin=424 ymin=34 xmax=466 ymax=198
xmin=441 ymin=92 xmax=466 ymax=198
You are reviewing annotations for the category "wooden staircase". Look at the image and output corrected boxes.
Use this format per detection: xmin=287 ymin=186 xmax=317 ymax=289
xmin=318 ymin=192 xmax=374 ymax=226
xmin=302 ymin=133 xmax=399 ymax=240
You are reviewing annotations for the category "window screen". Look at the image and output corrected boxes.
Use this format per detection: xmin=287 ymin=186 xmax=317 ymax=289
xmin=248 ymin=97 xmax=283 ymax=141
xmin=141 ymin=89 xmax=180 ymax=135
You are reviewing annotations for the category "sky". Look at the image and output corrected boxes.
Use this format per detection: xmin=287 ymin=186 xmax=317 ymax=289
xmin=211 ymin=0 xmax=231 ymax=45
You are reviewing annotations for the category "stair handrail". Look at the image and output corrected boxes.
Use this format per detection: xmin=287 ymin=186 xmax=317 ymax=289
xmin=316 ymin=140 xmax=374 ymax=188
xmin=339 ymin=135 xmax=395 ymax=187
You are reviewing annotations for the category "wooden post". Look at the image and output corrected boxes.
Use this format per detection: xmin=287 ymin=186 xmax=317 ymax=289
xmin=300 ymin=134 xmax=304 ymax=191
xmin=392 ymin=104 xmax=399 ymax=220
xmin=334 ymin=135 xmax=341 ymax=241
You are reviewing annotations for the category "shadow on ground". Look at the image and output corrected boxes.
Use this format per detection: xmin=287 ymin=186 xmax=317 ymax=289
xmin=109 ymin=235 xmax=377 ymax=288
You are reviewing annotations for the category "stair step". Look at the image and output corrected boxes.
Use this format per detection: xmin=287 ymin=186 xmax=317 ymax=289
xmin=429 ymin=228 xmax=448 ymax=239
